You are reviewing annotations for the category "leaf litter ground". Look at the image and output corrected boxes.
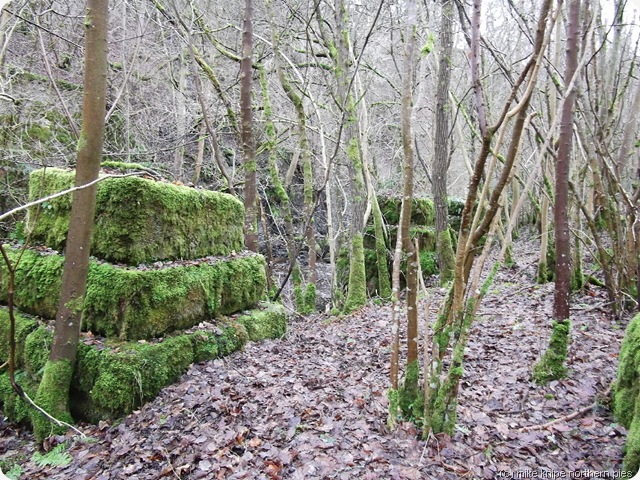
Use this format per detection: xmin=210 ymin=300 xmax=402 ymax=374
xmin=0 ymin=236 xmax=632 ymax=479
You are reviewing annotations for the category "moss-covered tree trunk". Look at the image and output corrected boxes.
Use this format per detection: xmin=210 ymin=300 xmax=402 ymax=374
xmin=372 ymin=196 xmax=391 ymax=300
xmin=333 ymin=0 xmax=367 ymax=312
xmin=33 ymin=0 xmax=108 ymax=441
xmin=432 ymin=0 xmax=455 ymax=285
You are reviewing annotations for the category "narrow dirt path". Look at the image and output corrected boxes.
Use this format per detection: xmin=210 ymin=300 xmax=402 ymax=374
xmin=0 ymin=238 xmax=631 ymax=479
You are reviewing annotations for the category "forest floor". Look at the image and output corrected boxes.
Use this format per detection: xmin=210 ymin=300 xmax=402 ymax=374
xmin=0 ymin=234 xmax=634 ymax=479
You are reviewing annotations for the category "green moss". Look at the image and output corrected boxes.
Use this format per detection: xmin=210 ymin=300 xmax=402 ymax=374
xmin=343 ymin=233 xmax=367 ymax=313
xmin=1 ymin=246 xmax=266 ymax=340
xmin=89 ymin=336 xmax=194 ymax=417
xmin=190 ymin=323 xmax=247 ymax=364
xmin=614 ymin=314 xmax=640 ymax=427
xmin=378 ymin=196 xmax=435 ymax=226
xmin=304 ymin=283 xmax=316 ymax=314
xmin=0 ymin=370 xmax=38 ymax=425
xmin=387 ymin=388 xmax=399 ymax=429
xmin=32 ymin=359 xmax=75 ymax=441
xmin=236 ymin=302 xmax=287 ymax=341
xmin=437 ymin=229 xmax=455 ymax=284
xmin=0 ymin=308 xmax=38 ymax=368
xmin=537 ymin=261 xmax=550 ymax=284
xmin=24 ymin=326 xmax=53 ymax=380
xmin=1 ymin=313 xmax=274 ymax=425
xmin=372 ymin=199 xmax=391 ymax=301
xmin=100 ymin=161 xmax=149 ymax=172
xmin=26 ymin=124 xmax=53 ymax=142
xmin=399 ymin=360 xmax=422 ymax=423
xmin=14 ymin=69 xmax=81 ymax=91
xmin=623 ymin=399 xmax=640 ymax=474
xmin=532 ymin=319 xmax=570 ymax=384
xmin=420 ymin=251 xmax=437 ymax=277
xmin=26 ymin=169 xmax=245 ymax=264
xmin=428 ymin=373 xmax=458 ymax=435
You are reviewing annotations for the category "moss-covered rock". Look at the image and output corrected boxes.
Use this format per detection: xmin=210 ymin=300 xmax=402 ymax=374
xmin=236 ymin=302 xmax=287 ymax=341
xmin=0 ymin=370 xmax=38 ymax=425
xmin=23 ymin=325 xmax=53 ymax=380
xmin=26 ymin=168 xmax=244 ymax=264
xmin=189 ymin=323 xmax=248 ymax=364
xmin=1 ymin=307 xmax=285 ymax=424
xmin=613 ymin=313 xmax=640 ymax=473
xmin=0 ymin=246 xmax=267 ymax=340
xmin=87 ymin=335 xmax=194 ymax=418
xmin=0 ymin=308 xmax=38 ymax=369
xmin=379 ymin=196 xmax=435 ymax=226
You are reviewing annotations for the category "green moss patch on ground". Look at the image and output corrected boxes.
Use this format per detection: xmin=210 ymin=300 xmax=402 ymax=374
xmin=0 ymin=246 xmax=267 ymax=340
xmin=26 ymin=167 xmax=244 ymax=264
xmin=1 ymin=303 xmax=286 ymax=424
xmin=613 ymin=313 xmax=640 ymax=473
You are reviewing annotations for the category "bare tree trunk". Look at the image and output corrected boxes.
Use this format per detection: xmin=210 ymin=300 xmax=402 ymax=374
xmin=33 ymin=0 xmax=109 ymax=441
xmin=395 ymin=0 xmax=420 ymax=420
xmin=173 ymin=49 xmax=188 ymax=178
xmin=553 ymin=0 xmax=580 ymax=323
xmin=193 ymin=121 xmax=206 ymax=185
xmin=241 ymin=0 xmax=258 ymax=252
xmin=533 ymin=0 xmax=580 ymax=384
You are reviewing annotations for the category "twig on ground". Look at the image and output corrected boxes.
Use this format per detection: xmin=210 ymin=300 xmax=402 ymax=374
xmin=569 ymin=301 xmax=612 ymax=313
xmin=518 ymin=386 xmax=612 ymax=432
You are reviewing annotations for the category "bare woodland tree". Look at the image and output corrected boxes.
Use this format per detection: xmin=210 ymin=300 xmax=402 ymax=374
xmin=32 ymin=0 xmax=109 ymax=440
xmin=241 ymin=0 xmax=258 ymax=252
xmin=432 ymin=0 xmax=456 ymax=284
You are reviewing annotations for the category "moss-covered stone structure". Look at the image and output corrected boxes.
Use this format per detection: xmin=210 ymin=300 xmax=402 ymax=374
xmin=0 ymin=304 xmax=285 ymax=423
xmin=0 ymin=165 xmax=285 ymax=429
xmin=27 ymin=167 xmax=244 ymax=265
xmin=343 ymin=195 xmax=464 ymax=297
xmin=0 ymin=246 xmax=266 ymax=340
xmin=613 ymin=313 xmax=640 ymax=473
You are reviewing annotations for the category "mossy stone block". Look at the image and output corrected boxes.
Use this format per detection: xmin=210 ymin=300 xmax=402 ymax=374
xmin=237 ymin=302 xmax=287 ymax=341
xmin=613 ymin=313 xmax=640 ymax=473
xmin=87 ymin=335 xmax=195 ymax=417
xmin=0 ymin=308 xmax=38 ymax=369
xmin=0 ymin=246 xmax=267 ymax=340
xmin=23 ymin=325 xmax=53 ymax=380
xmin=378 ymin=196 xmax=435 ymax=226
xmin=0 ymin=370 xmax=38 ymax=425
xmin=26 ymin=168 xmax=244 ymax=264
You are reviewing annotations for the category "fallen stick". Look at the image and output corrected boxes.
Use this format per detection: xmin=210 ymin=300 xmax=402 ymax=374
xmin=518 ymin=386 xmax=612 ymax=432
